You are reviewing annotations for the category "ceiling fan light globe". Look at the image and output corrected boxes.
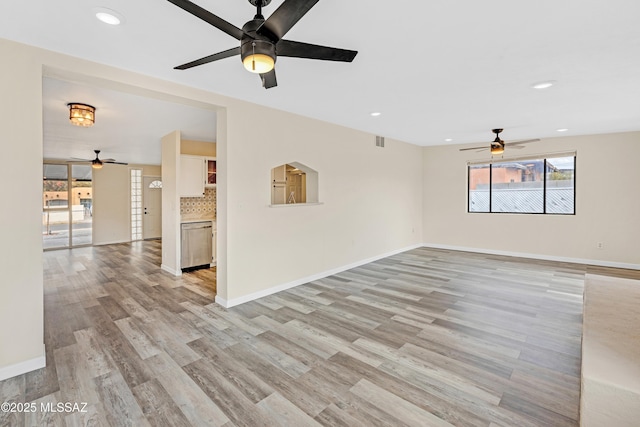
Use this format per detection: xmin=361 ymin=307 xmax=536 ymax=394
xmin=91 ymin=162 xmax=103 ymax=169
xmin=491 ymin=145 xmax=504 ymax=155
xmin=243 ymin=54 xmax=274 ymax=74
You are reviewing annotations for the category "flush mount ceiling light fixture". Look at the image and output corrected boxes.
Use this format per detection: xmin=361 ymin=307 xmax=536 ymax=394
xmin=94 ymin=7 xmax=125 ymax=25
xmin=531 ymin=80 xmax=556 ymax=90
xmin=67 ymin=103 xmax=95 ymax=127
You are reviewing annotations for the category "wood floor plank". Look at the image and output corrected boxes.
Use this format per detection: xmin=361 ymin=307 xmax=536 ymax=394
xmin=93 ymin=370 xmax=149 ymax=427
xmin=145 ymin=352 xmax=230 ymax=426
xmin=257 ymin=392 xmax=323 ymax=427
xmin=132 ymin=379 xmax=192 ymax=427
xmin=187 ymin=337 xmax=275 ymax=404
xmin=350 ymin=378 xmax=456 ymax=427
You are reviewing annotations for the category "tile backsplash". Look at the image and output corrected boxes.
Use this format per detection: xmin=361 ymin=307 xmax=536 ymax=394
xmin=180 ymin=188 xmax=216 ymax=218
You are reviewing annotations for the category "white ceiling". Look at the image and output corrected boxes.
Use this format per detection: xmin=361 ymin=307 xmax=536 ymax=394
xmin=42 ymin=78 xmax=216 ymax=165
xmin=3 ymin=0 xmax=640 ymax=162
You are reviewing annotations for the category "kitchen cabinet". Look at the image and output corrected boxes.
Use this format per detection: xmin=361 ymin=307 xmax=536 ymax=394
xmin=205 ymin=158 xmax=216 ymax=188
xmin=180 ymin=155 xmax=205 ymax=197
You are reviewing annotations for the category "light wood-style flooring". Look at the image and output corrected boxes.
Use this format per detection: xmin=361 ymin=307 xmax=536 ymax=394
xmin=2 ymin=241 xmax=638 ymax=426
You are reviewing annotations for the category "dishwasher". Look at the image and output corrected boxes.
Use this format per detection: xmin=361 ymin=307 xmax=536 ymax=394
xmin=181 ymin=221 xmax=213 ymax=270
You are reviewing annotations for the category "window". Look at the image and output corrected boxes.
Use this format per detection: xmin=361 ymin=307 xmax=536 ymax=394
xmin=131 ymin=169 xmax=142 ymax=240
xmin=468 ymin=154 xmax=575 ymax=214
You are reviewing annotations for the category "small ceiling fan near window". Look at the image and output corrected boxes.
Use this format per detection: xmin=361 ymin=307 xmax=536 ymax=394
xmin=166 ymin=0 xmax=358 ymax=89
xmin=459 ymin=129 xmax=540 ymax=155
xmin=68 ymin=150 xmax=128 ymax=169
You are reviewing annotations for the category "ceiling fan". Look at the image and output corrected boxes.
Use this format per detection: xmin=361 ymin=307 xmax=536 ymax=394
xmin=69 ymin=150 xmax=128 ymax=169
xmin=459 ymin=129 xmax=540 ymax=155
xmin=166 ymin=0 xmax=358 ymax=89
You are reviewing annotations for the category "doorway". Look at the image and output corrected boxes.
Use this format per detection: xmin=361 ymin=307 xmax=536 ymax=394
xmin=42 ymin=163 xmax=93 ymax=249
xmin=143 ymin=176 xmax=162 ymax=239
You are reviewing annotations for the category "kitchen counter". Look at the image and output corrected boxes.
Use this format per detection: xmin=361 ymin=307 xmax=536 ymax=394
xmin=181 ymin=217 xmax=216 ymax=229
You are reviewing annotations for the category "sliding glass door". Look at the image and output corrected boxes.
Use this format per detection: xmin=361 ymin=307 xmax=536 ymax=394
xmin=43 ymin=163 xmax=93 ymax=249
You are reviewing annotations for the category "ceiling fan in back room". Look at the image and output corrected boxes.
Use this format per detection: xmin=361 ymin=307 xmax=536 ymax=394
xmin=67 ymin=150 xmax=128 ymax=169
xmin=166 ymin=0 xmax=358 ymax=89
xmin=459 ymin=129 xmax=540 ymax=156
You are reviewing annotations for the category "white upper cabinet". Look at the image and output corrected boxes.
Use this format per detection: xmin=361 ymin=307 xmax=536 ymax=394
xmin=180 ymin=155 xmax=205 ymax=197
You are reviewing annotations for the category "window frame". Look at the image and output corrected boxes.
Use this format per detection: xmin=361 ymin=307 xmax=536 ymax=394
xmin=467 ymin=153 xmax=576 ymax=215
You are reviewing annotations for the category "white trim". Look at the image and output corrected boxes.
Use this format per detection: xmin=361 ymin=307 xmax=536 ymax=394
xmin=467 ymin=150 xmax=577 ymax=166
xmin=93 ymin=239 xmax=131 ymax=246
xmin=215 ymin=243 xmax=424 ymax=308
xmin=161 ymin=264 xmax=182 ymax=276
xmin=422 ymin=243 xmax=640 ymax=270
xmin=268 ymin=202 xmax=324 ymax=208
xmin=0 ymin=346 xmax=46 ymax=381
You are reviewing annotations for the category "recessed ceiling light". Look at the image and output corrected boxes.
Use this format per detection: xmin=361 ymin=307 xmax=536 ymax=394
xmin=370 ymin=112 xmax=381 ymax=117
xmin=531 ymin=80 xmax=556 ymax=90
xmin=445 ymin=138 xmax=453 ymax=142
xmin=94 ymin=7 xmax=124 ymax=25
xmin=556 ymin=128 xmax=569 ymax=132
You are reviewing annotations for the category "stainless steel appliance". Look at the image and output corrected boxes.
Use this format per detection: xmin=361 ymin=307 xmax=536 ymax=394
xmin=181 ymin=221 xmax=212 ymax=269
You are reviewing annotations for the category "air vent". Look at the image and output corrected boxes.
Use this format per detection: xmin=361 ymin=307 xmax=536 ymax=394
xmin=375 ymin=136 xmax=385 ymax=148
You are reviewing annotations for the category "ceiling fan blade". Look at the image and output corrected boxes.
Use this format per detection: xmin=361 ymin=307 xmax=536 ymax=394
xmin=69 ymin=157 xmax=92 ymax=161
xmin=277 ymin=40 xmax=358 ymax=62
xmin=104 ymin=161 xmax=129 ymax=165
xmin=101 ymin=158 xmax=116 ymax=162
xmin=260 ymin=69 xmax=278 ymax=89
xmin=257 ymin=0 xmax=320 ymax=42
xmin=174 ymin=46 xmax=241 ymax=70
xmin=166 ymin=0 xmax=244 ymax=40
xmin=459 ymin=146 xmax=489 ymax=152
xmin=504 ymin=138 xmax=540 ymax=146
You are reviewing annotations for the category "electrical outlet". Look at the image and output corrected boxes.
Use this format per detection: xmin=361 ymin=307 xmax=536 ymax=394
xmin=596 ymin=242 xmax=604 ymax=249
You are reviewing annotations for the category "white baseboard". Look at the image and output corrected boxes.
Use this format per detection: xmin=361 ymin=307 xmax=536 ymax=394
xmin=216 ymin=243 xmax=424 ymax=308
xmin=93 ymin=239 xmax=131 ymax=246
xmin=161 ymin=264 xmax=182 ymax=276
xmin=422 ymin=243 xmax=640 ymax=271
xmin=0 ymin=346 xmax=46 ymax=382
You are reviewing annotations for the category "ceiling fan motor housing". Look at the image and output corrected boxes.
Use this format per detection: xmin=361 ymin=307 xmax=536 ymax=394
xmin=240 ymin=19 xmax=277 ymax=65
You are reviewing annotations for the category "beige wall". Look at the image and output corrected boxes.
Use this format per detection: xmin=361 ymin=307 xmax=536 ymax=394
xmin=223 ymin=104 xmax=424 ymax=302
xmin=423 ymin=132 xmax=640 ymax=267
xmin=93 ymin=164 xmax=160 ymax=245
xmin=181 ymin=139 xmax=216 ymax=157
xmin=161 ymin=131 xmax=182 ymax=275
xmin=0 ymin=38 xmax=45 ymax=378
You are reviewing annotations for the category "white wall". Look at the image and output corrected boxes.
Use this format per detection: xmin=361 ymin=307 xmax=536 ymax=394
xmin=93 ymin=164 xmax=161 ymax=245
xmin=161 ymin=131 xmax=181 ymax=275
xmin=0 ymin=39 xmax=45 ymax=379
xmin=223 ymin=104 xmax=424 ymax=303
xmin=422 ymin=132 xmax=640 ymax=267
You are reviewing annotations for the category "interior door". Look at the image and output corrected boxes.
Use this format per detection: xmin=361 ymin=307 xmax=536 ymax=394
xmin=143 ymin=176 xmax=162 ymax=239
